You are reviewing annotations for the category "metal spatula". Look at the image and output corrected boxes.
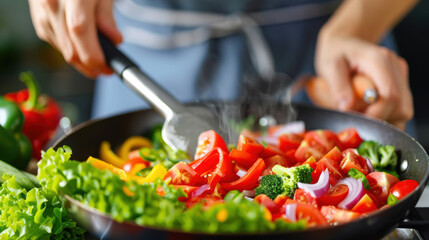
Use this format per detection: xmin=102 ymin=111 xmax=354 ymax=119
xmin=98 ymin=33 xmax=227 ymax=158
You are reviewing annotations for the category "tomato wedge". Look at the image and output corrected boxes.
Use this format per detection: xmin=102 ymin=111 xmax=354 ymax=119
xmin=194 ymin=130 xmax=229 ymax=160
xmin=312 ymin=158 xmax=345 ymax=185
xmin=340 ymin=149 xmax=369 ymax=176
xmin=320 ymin=206 xmax=361 ymax=224
xmin=294 ymin=202 xmax=328 ymax=227
xmin=237 ymin=135 xmax=265 ymax=156
xmin=352 ymin=194 xmax=378 ymax=213
xmin=278 ymin=133 xmax=303 ymax=152
xmin=294 ymin=188 xmax=319 ymax=208
xmin=317 ymin=184 xmax=349 ymax=206
xmin=222 ymin=158 xmax=265 ymax=192
xmin=337 ymin=128 xmax=363 ymax=149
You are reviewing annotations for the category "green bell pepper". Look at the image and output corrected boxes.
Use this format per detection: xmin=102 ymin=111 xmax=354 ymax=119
xmin=0 ymin=96 xmax=32 ymax=170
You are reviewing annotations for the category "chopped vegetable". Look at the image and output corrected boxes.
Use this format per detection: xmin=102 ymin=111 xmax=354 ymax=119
xmin=297 ymin=169 xmax=330 ymax=198
xmin=347 ymin=168 xmax=370 ymax=190
xmin=4 ymin=72 xmax=61 ymax=160
xmin=37 ymin=146 xmax=306 ymax=233
xmin=0 ymin=173 xmax=84 ymax=239
xmin=337 ymin=177 xmax=364 ymax=209
xmin=0 ymin=96 xmax=32 ymax=170
xmin=255 ymin=174 xmax=285 ymax=200
xmin=271 ymin=164 xmax=313 ymax=198
xmin=358 ymin=140 xmax=398 ymax=177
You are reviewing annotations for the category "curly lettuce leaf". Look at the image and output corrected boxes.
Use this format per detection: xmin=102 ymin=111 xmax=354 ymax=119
xmin=0 ymin=173 xmax=84 ymax=240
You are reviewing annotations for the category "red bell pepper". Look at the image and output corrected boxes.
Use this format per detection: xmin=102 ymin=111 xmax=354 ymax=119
xmin=4 ymin=72 xmax=61 ymax=160
xmin=222 ymin=158 xmax=265 ymax=192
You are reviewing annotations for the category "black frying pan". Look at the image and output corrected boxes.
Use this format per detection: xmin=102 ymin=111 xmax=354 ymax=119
xmin=54 ymin=102 xmax=429 ymax=240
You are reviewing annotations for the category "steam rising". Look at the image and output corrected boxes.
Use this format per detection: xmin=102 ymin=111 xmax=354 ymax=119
xmin=203 ymin=72 xmax=298 ymax=145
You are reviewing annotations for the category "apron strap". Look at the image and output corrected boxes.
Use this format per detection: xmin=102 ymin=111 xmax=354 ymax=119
xmin=115 ymin=0 xmax=341 ymax=80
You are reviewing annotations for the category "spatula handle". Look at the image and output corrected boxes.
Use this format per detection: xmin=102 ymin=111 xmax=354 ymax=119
xmin=98 ymin=32 xmax=183 ymax=118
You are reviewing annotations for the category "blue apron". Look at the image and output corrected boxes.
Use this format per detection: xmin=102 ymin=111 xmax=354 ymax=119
xmin=92 ymin=0 xmax=412 ymax=135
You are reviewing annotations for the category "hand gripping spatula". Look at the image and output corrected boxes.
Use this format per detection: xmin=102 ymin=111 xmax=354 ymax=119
xmin=98 ymin=33 xmax=227 ymax=158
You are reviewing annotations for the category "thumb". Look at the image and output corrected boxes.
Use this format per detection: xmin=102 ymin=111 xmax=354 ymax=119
xmin=318 ymin=58 xmax=355 ymax=111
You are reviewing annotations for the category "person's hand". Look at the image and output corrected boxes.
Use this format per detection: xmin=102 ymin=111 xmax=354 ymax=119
xmin=28 ymin=0 xmax=122 ymax=78
xmin=314 ymin=30 xmax=413 ymax=130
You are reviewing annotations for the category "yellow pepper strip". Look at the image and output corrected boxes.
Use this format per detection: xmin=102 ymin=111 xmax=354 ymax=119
xmin=100 ymin=141 xmax=127 ymax=168
xmin=135 ymin=164 xmax=167 ymax=184
xmin=87 ymin=156 xmax=129 ymax=181
xmin=117 ymin=136 xmax=153 ymax=160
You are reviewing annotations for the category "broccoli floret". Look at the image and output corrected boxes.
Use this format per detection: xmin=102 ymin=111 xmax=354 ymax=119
xmin=255 ymin=174 xmax=284 ymax=200
xmin=272 ymin=164 xmax=313 ymax=198
xmin=358 ymin=140 xmax=398 ymax=172
xmin=358 ymin=141 xmax=380 ymax=168
xmin=379 ymin=145 xmax=397 ymax=168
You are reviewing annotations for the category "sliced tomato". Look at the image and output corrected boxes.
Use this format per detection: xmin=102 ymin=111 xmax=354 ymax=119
xmin=312 ymin=158 xmax=345 ymax=185
xmin=320 ymin=206 xmax=361 ymax=224
xmin=366 ymin=172 xmax=400 ymax=206
xmin=260 ymin=144 xmax=286 ymax=159
xmin=294 ymin=202 xmax=328 ymax=227
xmin=322 ymin=147 xmax=343 ymax=165
xmin=254 ymin=194 xmax=280 ymax=214
xmin=278 ymin=133 xmax=303 ymax=152
xmin=300 ymin=156 xmax=317 ymax=170
xmin=317 ymin=184 xmax=349 ymax=207
xmin=222 ymin=158 xmax=265 ymax=192
xmin=194 ymin=130 xmax=228 ymax=160
xmin=340 ymin=149 xmax=369 ymax=176
xmin=337 ymin=128 xmax=363 ymax=149
xmin=262 ymin=155 xmax=294 ymax=176
xmin=295 ymin=139 xmax=326 ymax=163
xmin=237 ymin=135 xmax=265 ymax=156
xmin=307 ymin=130 xmax=343 ymax=152
xmin=352 ymin=194 xmax=378 ymax=213
xmin=285 ymin=149 xmax=297 ymax=162
xmin=164 ymin=162 xmax=204 ymax=185
xmin=294 ymin=188 xmax=319 ymax=208
xmin=389 ymin=179 xmax=419 ymax=201
xmin=229 ymin=149 xmax=258 ymax=168
xmin=273 ymin=194 xmax=290 ymax=206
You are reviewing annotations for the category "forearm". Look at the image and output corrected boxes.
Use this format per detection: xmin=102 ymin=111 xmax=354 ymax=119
xmin=321 ymin=0 xmax=418 ymax=43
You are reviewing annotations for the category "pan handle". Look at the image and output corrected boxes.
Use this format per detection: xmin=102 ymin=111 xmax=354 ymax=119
xmin=98 ymin=31 xmax=184 ymax=119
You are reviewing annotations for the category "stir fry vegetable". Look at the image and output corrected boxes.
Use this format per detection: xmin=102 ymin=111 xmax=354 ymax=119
xmin=35 ymin=123 xmax=420 ymax=234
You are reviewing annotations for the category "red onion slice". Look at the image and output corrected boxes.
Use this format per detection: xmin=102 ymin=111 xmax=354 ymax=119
xmin=365 ymin=157 xmax=374 ymax=173
xmin=297 ymin=169 xmax=330 ymax=198
xmin=270 ymin=121 xmax=305 ymax=137
xmin=285 ymin=203 xmax=297 ymax=222
xmin=337 ymin=177 xmax=364 ymax=209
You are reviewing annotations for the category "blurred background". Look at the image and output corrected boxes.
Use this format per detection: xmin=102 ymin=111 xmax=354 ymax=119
xmin=0 ymin=1 xmax=428 ymax=151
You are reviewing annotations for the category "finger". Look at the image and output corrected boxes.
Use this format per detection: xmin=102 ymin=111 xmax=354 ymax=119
xmin=49 ymin=1 xmax=77 ymax=64
xmin=318 ymin=56 xmax=355 ymax=111
xmin=96 ymin=0 xmax=123 ymax=45
xmin=65 ymin=0 xmax=104 ymax=75
xmin=356 ymin=47 xmax=400 ymax=120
